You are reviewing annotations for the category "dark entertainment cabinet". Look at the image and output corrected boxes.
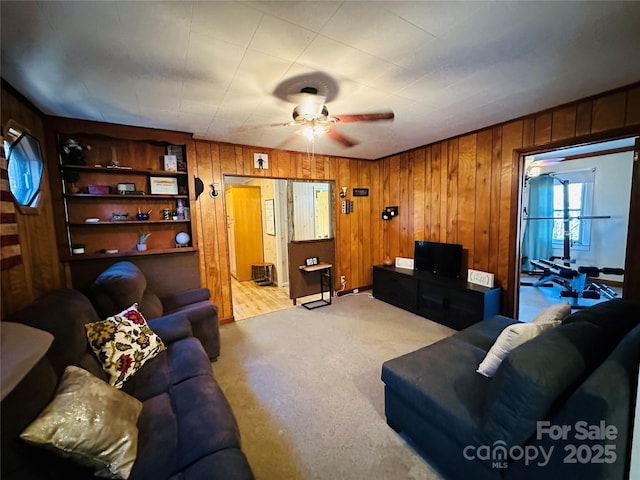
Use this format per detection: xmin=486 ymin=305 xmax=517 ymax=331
xmin=372 ymin=265 xmax=501 ymax=330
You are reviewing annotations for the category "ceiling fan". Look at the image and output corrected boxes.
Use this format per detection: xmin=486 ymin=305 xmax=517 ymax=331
xmin=233 ymin=85 xmax=394 ymax=149
xmin=283 ymin=86 xmax=395 ymax=148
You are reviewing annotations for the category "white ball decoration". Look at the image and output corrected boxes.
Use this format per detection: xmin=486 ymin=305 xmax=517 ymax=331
xmin=175 ymin=232 xmax=190 ymax=246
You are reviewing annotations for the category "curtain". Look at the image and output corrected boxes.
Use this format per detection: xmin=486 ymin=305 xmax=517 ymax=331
xmin=521 ymin=174 xmax=554 ymax=272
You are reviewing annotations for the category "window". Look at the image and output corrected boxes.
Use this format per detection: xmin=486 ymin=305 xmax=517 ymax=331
xmin=3 ymin=122 xmax=44 ymax=209
xmin=551 ymin=169 xmax=595 ymax=249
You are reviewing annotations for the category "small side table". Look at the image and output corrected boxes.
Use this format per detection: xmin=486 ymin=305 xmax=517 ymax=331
xmin=252 ymin=263 xmax=274 ymax=286
xmin=298 ymin=263 xmax=333 ymax=309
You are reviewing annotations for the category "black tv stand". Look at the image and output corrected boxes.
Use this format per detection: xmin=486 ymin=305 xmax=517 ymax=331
xmin=372 ymin=265 xmax=501 ymax=330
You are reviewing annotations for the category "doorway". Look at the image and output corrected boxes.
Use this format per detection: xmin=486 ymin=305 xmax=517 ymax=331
xmin=224 ymin=175 xmax=335 ymax=320
xmin=517 ymin=137 xmax=637 ymax=321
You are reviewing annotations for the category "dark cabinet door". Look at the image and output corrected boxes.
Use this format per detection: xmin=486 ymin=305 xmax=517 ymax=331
xmin=373 ymin=267 xmax=419 ymax=312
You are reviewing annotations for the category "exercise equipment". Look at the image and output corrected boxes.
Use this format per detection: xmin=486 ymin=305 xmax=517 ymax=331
xmin=526 ymin=259 xmax=623 ymax=308
xmin=521 ymin=174 xmax=623 ymax=308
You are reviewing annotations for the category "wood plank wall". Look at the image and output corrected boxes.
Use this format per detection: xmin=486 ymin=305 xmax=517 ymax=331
xmin=191 ymin=144 xmax=382 ymax=322
xmin=2 ymin=81 xmax=639 ymax=322
xmin=193 ymin=83 xmax=640 ymax=322
xmin=1 ymin=84 xmax=64 ymax=316
xmin=380 ymin=84 xmax=640 ymax=316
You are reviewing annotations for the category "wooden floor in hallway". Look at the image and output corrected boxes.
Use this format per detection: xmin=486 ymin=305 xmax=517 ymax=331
xmin=231 ymin=277 xmax=322 ymax=321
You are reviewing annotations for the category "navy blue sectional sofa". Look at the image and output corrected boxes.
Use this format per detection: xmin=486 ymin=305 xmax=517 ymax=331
xmin=1 ymin=287 xmax=253 ymax=480
xmin=382 ymin=299 xmax=640 ymax=480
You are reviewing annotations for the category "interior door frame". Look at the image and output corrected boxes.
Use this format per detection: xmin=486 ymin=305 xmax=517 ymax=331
xmin=512 ymin=128 xmax=640 ymax=318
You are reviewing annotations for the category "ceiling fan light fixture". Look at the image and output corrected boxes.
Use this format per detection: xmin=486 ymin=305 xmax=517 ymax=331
xmin=302 ymin=125 xmax=327 ymax=141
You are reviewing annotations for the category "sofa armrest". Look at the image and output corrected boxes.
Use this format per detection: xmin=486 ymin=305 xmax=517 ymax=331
xmin=161 ymin=288 xmax=211 ymax=313
xmin=147 ymin=313 xmax=193 ymax=344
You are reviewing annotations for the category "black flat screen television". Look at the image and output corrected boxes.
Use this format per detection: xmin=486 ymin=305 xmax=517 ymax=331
xmin=414 ymin=241 xmax=463 ymax=279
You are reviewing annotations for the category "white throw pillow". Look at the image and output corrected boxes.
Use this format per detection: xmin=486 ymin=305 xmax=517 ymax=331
xmin=477 ymin=322 xmax=556 ymax=377
xmin=531 ymin=302 xmax=571 ymax=325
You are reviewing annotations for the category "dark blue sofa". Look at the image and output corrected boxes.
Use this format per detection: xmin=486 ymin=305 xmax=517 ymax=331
xmin=1 ymin=288 xmax=254 ymax=480
xmin=381 ymin=299 xmax=640 ymax=480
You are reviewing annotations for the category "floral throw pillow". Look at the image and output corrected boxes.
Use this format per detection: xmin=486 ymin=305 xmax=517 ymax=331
xmin=85 ymin=304 xmax=166 ymax=389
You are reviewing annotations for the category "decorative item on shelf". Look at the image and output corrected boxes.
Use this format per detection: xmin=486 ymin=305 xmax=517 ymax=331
xmin=88 ymin=184 xmax=110 ymax=195
xmin=150 ymin=176 xmax=178 ymax=195
xmin=176 ymin=199 xmax=185 ymax=219
xmin=383 ymin=256 xmax=393 ymax=266
xmin=110 ymin=212 xmax=129 ymax=222
xmin=60 ymin=138 xmax=90 ymax=165
xmin=175 ymin=231 xmax=190 ymax=248
xmin=63 ymin=169 xmax=81 ymax=194
xmin=162 ymin=155 xmax=178 ymax=172
xmin=136 ymin=208 xmax=151 ymax=221
xmin=116 ymin=183 xmax=136 ymax=195
xmin=71 ymin=243 xmax=85 ymax=255
xmin=162 ymin=208 xmax=171 ymax=220
xmin=177 ymin=176 xmax=188 ymax=195
xmin=85 ymin=217 xmax=100 ymax=223
xmin=137 ymin=232 xmax=151 ymax=252
xmin=166 ymin=145 xmax=186 ymax=172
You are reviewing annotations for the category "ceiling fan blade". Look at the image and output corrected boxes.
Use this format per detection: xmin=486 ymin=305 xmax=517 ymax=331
xmin=327 ymin=129 xmax=359 ymax=148
xmin=333 ymin=111 xmax=394 ymax=124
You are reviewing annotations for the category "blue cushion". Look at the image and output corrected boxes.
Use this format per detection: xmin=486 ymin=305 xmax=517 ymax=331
xmin=383 ymin=337 xmax=490 ymax=440
xmin=477 ymin=321 xmax=616 ymax=446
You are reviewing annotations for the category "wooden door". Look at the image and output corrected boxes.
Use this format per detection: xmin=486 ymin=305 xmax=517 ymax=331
xmin=226 ymin=185 xmax=264 ymax=281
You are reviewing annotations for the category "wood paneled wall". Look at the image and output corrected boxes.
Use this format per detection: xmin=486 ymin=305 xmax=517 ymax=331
xmin=194 ymin=83 xmax=640 ymax=322
xmin=3 ymin=81 xmax=639 ymax=322
xmin=1 ymin=84 xmax=64 ymax=317
xmin=191 ymin=144 xmax=381 ymax=322
xmin=380 ymin=84 xmax=640 ymax=316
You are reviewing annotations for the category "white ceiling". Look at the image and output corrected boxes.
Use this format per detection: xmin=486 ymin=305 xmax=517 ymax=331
xmin=2 ymin=1 xmax=640 ymax=160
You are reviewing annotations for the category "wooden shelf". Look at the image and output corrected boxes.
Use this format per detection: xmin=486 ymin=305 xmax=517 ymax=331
xmin=54 ymin=132 xmax=194 ymax=265
xmin=65 ymin=247 xmax=197 ymax=262
xmin=64 ymin=193 xmax=188 ymax=200
xmin=60 ymin=165 xmax=187 ymax=176
xmin=67 ymin=219 xmax=190 ymax=226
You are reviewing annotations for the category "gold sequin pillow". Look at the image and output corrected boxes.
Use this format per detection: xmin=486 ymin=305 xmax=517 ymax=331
xmin=85 ymin=303 xmax=166 ymax=389
xmin=20 ymin=365 xmax=142 ymax=479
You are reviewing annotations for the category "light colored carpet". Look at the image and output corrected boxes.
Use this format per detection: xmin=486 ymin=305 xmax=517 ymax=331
xmin=212 ymin=292 xmax=455 ymax=480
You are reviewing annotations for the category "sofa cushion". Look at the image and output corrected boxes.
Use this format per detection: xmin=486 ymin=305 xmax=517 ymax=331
xmin=3 ymin=288 xmax=106 ymax=380
xmin=562 ymin=298 xmax=640 ymax=335
xmin=382 ymin=337 xmax=490 ymax=441
xmin=85 ymin=304 xmax=166 ymax=389
xmin=122 ymin=337 xmax=213 ymax=401
xmin=504 ymin=322 xmax=640 ymax=480
xmin=130 ymin=376 xmax=243 ymax=480
xmin=477 ymin=320 xmax=620 ymax=447
xmin=90 ymin=261 xmax=148 ymax=319
xmin=476 ymin=321 xmax=557 ymax=377
xmin=20 ymin=366 xmax=142 ymax=479
xmin=453 ymin=315 xmax=519 ymax=351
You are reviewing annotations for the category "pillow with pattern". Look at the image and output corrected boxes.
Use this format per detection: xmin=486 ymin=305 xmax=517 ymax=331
xmin=85 ymin=303 xmax=166 ymax=389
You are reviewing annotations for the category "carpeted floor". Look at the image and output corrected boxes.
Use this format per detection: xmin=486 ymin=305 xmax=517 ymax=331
xmin=212 ymin=292 xmax=454 ymax=480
